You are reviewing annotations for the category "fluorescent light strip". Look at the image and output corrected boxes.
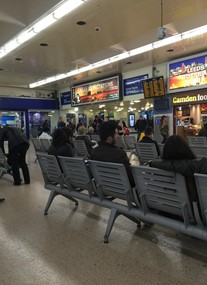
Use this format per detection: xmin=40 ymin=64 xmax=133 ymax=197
xmin=0 ymin=0 xmax=85 ymax=59
xmin=29 ymin=23 xmax=207 ymax=88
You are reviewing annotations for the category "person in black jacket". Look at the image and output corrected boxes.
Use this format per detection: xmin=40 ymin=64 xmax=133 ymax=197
xmin=139 ymin=126 xmax=160 ymax=156
xmin=135 ymin=115 xmax=147 ymax=141
xmin=90 ymin=120 xmax=134 ymax=186
xmin=0 ymin=126 xmax=30 ymax=185
xmin=150 ymin=135 xmax=207 ymax=202
xmin=48 ymin=128 xmax=74 ymax=157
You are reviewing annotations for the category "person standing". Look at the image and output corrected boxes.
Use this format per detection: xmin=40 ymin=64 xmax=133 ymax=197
xmin=92 ymin=115 xmax=103 ymax=135
xmin=57 ymin=116 xmax=66 ymax=128
xmin=0 ymin=126 xmax=30 ymax=185
xmin=135 ymin=115 xmax=147 ymax=141
xmin=159 ymin=115 xmax=169 ymax=143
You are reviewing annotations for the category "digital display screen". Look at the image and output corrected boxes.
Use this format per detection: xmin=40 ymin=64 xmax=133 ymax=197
xmin=168 ymin=52 xmax=207 ymax=93
xmin=142 ymin=76 xmax=165 ymax=98
xmin=71 ymin=75 xmax=121 ymax=106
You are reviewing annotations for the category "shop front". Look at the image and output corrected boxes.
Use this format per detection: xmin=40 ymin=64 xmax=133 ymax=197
xmin=171 ymin=89 xmax=207 ymax=139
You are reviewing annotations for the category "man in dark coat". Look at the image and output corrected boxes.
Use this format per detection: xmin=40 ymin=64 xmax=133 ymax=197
xmin=135 ymin=115 xmax=147 ymax=141
xmin=90 ymin=120 xmax=134 ymax=186
xmin=139 ymin=126 xmax=160 ymax=156
xmin=0 ymin=126 xmax=30 ymax=185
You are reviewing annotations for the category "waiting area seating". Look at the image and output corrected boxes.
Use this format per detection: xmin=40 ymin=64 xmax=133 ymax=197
xmin=186 ymin=136 xmax=207 ymax=158
xmin=37 ymin=153 xmax=207 ymax=243
xmin=134 ymin=142 xmax=159 ymax=164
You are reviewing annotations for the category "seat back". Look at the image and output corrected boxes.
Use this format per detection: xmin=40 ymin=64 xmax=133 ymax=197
xmin=91 ymin=135 xmax=100 ymax=142
xmin=36 ymin=153 xmax=64 ymax=186
xmin=40 ymin=138 xmax=51 ymax=152
xmin=187 ymin=136 xmax=207 ymax=146
xmin=88 ymin=160 xmax=135 ymax=206
xmin=134 ymin=142 xmax=159 ymax=164
xmin=194 ymin=173 xmax=207 ymax=225
xmin=124 ymin=136 xmax=136 ymax=150
xmin=189 ymin=145 xmax=207 ymax=158
xmin=132 ymin=165 xmax=194 ymax=225
xmin=158 ymin=143 xmax=164 ymax=157
xmin=115 ymin=136 xmax=126 ymax=149
xmin=73 ymin=139 xmax=89 ymax=157
xmin=31 ymin=138 xmax=44 ymax=152
xmin=58 ymin=156 xmax=95 ymax=196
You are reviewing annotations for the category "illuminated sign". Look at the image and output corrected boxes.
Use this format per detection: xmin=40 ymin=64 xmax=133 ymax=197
xmin=142 ymin=76 xmax=165 ymax=98
xmin=168 ymin=52 xmax=207 ymax=93
xmin=123 ymin=74 xmax=148 ymax=96
xmin=172 ymin=94 xmax=207 ymax=104
xmin=71 ymin=75 xmax=121 ymax=106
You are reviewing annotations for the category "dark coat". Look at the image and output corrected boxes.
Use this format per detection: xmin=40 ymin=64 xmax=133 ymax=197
xmin=48 ymin=143 xmax=74 ymax=157
xmin=0 ymin=126 xmax=29 ymax=153
xmin=150 ymin=158 xmax=207 ymax=201
xmin=135 ymin=119 xmax=147 ymax=132
xmin=90 ymin=141 xmax=134 ymax=186
xmin=139 ymin=136 xmax=160 ymax=156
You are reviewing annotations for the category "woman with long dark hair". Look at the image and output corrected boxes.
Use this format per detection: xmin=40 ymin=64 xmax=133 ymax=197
xmin=150 ymin=135 xmax=207 ymax=201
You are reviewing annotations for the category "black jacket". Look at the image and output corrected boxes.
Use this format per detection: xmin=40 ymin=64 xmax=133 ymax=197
xmin=150 ymin=158 xmax=207 ymax=201
xmin=48 ymin=143 xmax=74 ymax=157
xmin=0 ymin=126 xmax=29 ymax=153
xmin=90 ymin=141 xmax=134 ymax=186
xmin=139 ymin=136 xmax=160 ymax=156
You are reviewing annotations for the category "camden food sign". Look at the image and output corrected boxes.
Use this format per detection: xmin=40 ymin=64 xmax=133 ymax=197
xmin=172 ymin=93 xmax=207 ymax=105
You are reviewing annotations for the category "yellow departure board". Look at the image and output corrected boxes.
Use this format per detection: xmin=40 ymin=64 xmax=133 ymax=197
xmin=152 ymin=76 xmax=165 ymax=96
xmin=142 ymin=76 xmax=165 ymax=98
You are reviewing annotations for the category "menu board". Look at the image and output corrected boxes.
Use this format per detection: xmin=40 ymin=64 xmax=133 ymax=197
xmin=142 ymin=76 xmax=165 ymax=98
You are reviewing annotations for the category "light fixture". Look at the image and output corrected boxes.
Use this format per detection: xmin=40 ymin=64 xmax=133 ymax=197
xmin=74 ymin=107 xmax=79 ymax=112
xmin=29 ymin=20 xmax=207 ymax=88
xmin=182 ymin=24 xmax=207 ymax=39
xmin=0 ymin=0 xmax=86 ymax=60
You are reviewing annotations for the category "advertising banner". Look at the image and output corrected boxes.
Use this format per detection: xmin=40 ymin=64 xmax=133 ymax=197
xmin=71 ymin=76 xmax=120 ymax=106
xmin=168 ymin=53 xmax=207 ymax=93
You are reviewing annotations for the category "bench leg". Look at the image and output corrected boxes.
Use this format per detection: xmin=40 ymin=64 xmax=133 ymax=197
xmin=44 ymin=191 xmax=79 ymax=215
xmin=44 ymin=190 xmax=58 ymax=215
xmin=104 ymin=208 xmax=121 ymax=243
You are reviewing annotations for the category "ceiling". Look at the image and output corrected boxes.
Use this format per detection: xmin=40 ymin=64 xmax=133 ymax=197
xmin=1 ymin=0 xmax=207 ymax=91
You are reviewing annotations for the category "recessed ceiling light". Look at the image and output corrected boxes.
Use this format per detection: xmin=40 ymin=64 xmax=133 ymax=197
xmin=40 ymin=43 xmax=48 ymax=46
xmin=76 ymin=21 xmax=86 ymax=26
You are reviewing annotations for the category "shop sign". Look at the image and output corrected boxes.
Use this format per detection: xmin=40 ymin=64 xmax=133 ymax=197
xmin=172 ymin=93 xmax=207 ymax=104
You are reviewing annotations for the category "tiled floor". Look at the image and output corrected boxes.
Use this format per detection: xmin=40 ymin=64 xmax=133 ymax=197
xmin=0 ymin=145 xmax=207 ymax=285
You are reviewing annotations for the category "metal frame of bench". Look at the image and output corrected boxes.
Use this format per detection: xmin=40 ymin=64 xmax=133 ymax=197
xmin=37 ymin=154 xmax=207 ymax=242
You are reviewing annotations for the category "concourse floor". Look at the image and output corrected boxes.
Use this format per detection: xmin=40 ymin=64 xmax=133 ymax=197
xmin=0 ymin=145 xmax=207 ymax=285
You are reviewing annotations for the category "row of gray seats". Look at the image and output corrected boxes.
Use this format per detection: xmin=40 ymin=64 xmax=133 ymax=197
xmin=186 ymin=136 xmax=207 ymax=158
xmin=37 ymin=153 xmax=207 ymax=243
